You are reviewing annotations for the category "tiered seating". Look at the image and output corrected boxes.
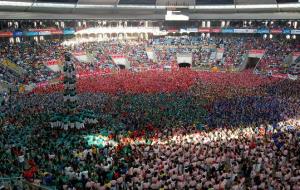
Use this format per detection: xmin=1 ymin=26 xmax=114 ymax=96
xmin=222 ymin=38 xmax=247 ymax=67
xmin=256 ymin=40 xmax=297 ymax=74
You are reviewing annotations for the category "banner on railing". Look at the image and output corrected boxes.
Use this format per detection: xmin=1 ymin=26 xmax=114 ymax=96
xmin=187 ymin=28 xmax=198 ymax=33
xmin=177 ymin=53 xmax=192 ymax=64
xmin=283 ymin=29 xmax=291 ymax=34
xmin=39 ymin=31 xmax=51 ymax=36
xmin=234 ymin=29 xmax=257 ymax=34
xmin=73 ymin=52 xmax=86 ymax=56
xmin=111 ymin=55 xmax=130 ymax=69
xmin=211 ymin=28 xmax=221 ymax=33
xmin=0 ymin=32 xmax=13 ymax=37
xmin=47 ymin=59 xmax=59 ymax=66
xmin=198 ymin=28 xmax=211 ymax=33
xmin=51 ymin=30 xmax=63 ymax=35
xmin=291 ymin=29 xmax=300 ymax=34
xmin=222 ymin=28 xmax=234 ymax=33
xmin=74 ymin=52 xmax=90 ymax=63
xmin=111 ymin=55 xmax=126 ymax=59
xmin=13 ymin=31 xmax=23 ymax=37
xmin=270 ymin=29 xmax=282 ymax=34
xmin=248 ymin=49 xmax=265 ymax=58
xmin=36 ymin=81 xmax=49 ymax=88
xmin=25 ymin=31 xmax=39 ymax=36
xmin=216 ymin=48 xmax=224 ymax=60
xmin=179 ymin=28 xmax=188 ymax=33
xmin=64 ymin=29 xmax=75 ymax=35
xmin=292 ymin=52 xmax=300 ymax=57
xmin=29 ymin=28 xmax=58 ymax=32
xmin=257 ymin=28 xmax=270 ymax=34
xmin=248 ymin=49 xmax=265 ymax=55
xmin=167 ymin=27 xmax=178 ymax=33
xmin=288 ymin=74 xmax=298 ymax=80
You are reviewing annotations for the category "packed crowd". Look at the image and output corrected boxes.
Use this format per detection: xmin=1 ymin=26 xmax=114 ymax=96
xmin=1 ymin=35 xmax=299 ymax=89
xmin=1 ymin=67 xmax=299 ymax=189
xmin=0 ymin=41 xmax=63 ymax=84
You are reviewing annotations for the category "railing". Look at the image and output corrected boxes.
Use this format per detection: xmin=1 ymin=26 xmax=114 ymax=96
xmin=0 ymin=177 xmax=56 ymax=190
xmin=0 ymin=177 xmax=24 ymax=189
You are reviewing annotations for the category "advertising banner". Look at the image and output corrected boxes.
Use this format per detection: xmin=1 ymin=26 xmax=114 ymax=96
xmin=211 ymin=28 xmax=221 ymax=33
xmin=36 ymin=81 xmax=49 ymax=88
xmin=216 ymin=48 xmax=224 ymax=60
xmin=39 ymin=31 xmax=51 ymax=36
xmin=167 ymin=27 xmax=178 ymax=33
xmin=111 ymin=55 xmax=126 ymax=59
xmin=283 ymin=29 xmax=291 ymax=34
xmin=64 ymin=29 xmax=75 ymax=35
xmin=233 ymin=29 xmax=257 ymax=34
xmin=47 ymin=59 xmax=59 ymax=66
xmin=177 ymin=53 xmax=192 ymax=64
xmin=291 ymin=30 xmax=300 ymax=34
xmin=248 ymin=49 xmax=265 ymax=55
xmin=0 ymin=32 xmax=13 ymax=37
xmin=25 ymin=31 xmax=39 ymax=36
xmin=13 ymin=31 xmax=23 ymax=37
xmin=51 ymin=30 xmax=63 ymax=35
xmin=270 ymin=29 xmax=282 ymax=34
xmin=292 ymin=52 xmax=300 ymax=57
xmin=257 ymin=28 xmax=270 ymax=34
xmin=29 ymin=28 xmax=58 ymax=32
xmin=198 ymin=28 xmax=211 ymax=33
xmin=221 ymin=28 xmax=234 ymax=33
xmin=248 ymin=49 xmax=265 ymax=58
xmin=288 ymin=74 xmax=298 ymax=80
xmin=187 ymin=28 xmax=198 ymax=33
xmin=179 ymin=28 xmax=188 ymax=33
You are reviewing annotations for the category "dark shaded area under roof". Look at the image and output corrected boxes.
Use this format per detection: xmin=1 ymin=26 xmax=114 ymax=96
xmin=119 ymin=0 xmax=157 ymax=5
xmin=36 ymin=0 xmax=79 ymax=3
xmin=196 ymin=0 xmax=234 ymax=4
xmin=276 ymin=0 xmax=299 ymax=3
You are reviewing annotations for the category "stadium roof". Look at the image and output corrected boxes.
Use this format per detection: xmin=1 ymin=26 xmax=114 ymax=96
xmin=0 ymin=0 xmax=299 ymax=19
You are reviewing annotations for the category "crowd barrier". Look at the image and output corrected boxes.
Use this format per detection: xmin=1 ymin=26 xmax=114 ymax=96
xmin=0 ymin=177 xmax=55 ymax=190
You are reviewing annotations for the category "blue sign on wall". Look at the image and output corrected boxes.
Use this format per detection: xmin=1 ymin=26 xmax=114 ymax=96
xmin=257 ymin=29 xmax=270 ymax=34
xmin=25 ymin=31 xmax=39 ymax=36
xmin=283 ymin=29 xmax=291 ymax=34
xmin=221 ymin=28 xmax=234 ymax=33
xmin=63 ymin=29 xmax=75 ymax=35
xmin=38 ymin=31 xmax=51 ymax=36
xmin=13 ymin=31 xmax=23 ymax=37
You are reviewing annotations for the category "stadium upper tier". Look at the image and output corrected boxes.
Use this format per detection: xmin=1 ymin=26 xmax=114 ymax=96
xmin=2 ymin=0 xmax=298 ymax=5
xmin=0 ymin=0 xmax=299 ymax=15
xmin=0 ymin=36 xmax=299 ymax=90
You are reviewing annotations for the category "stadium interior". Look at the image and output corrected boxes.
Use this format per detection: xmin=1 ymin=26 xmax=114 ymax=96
xmin=0 ymin=0 xmax=300 ymax=190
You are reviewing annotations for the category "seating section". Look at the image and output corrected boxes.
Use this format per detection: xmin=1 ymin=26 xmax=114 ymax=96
xmin=256 ymin=41 xmax=299 ymax=74
xmin=0 ymin=36 xmax=299 ymax=86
